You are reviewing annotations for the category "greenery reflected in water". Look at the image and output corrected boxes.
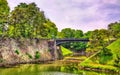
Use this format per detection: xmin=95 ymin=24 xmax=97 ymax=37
xmin=0 ymin=61 xmax=115 ymax=75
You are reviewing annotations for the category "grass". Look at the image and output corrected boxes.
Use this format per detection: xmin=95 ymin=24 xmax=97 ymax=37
xmin=79 ymin=38 xmax=120 ymax=73
xmin=107 ymin=38 xmax=120 ymax=51
xmin=80 ymin=50 xmax=101 ymax=64
xmin=80 ymin=62 xmax=120 ymax=72
xmin=107 ymin=38 xmax=120 ymax=57
xmin=79 ymin=56 xmax=120 ymax=73
xmin=61 ymin=46 xmax=73 ymax=56
xmin=107 ymin=38 xmax=120 ymax=67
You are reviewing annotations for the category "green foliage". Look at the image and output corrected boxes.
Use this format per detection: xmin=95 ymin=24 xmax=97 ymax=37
xmin=15 ymin=49 xmax=20 ymax=55
xmin=0 ymin=0 xmax=10 ymax=37
xmin=0 ymin=0 xmax=10 ymax=21
xmin=35 ymin=51 xmax=40 ymax=59
xmin=83 ymin=31 xmax=92 ymax=39
xmin=69 ymin=42 xmax=87 ymax=51
xmin=107 ymin=38 xmax=120 ymax=54
xmin=99 ymin=48 xmax=113 ymax=57
xmin=108 ymin=22 xmax=120 ymax=38
xmin=87 ymin=29 xmax=111 ymax=54
xmin=58 ymin=28 xmax=86 ymax=51
xmin=80 ymin=50 xmax=120 ymax=72
xmin=8 ymin=3 xmax=45 ymax=38
xmin=90 ymin=29 xmax=108 ymax=47
xmin=58 ymin=28 xmax=75 ymax=38
xmin=107 ymin=38 xmax=120 ymax=67
xmin=43 ymin=19 xmax=58 ymax=38
xmin=26 ymin=53 xmax=33 ymax=59
xmin=74 ymin=30 xmax=83 ymax=38
xmin=62 ymin=42 xmax=87 ymax=52
xmin=80 ymin=62 xmax=120 ymax=72
xmin=81 ymin=50 xmax=101 ymax=64
xmin=99 ymin=55 xmax=113 ymax=64
xmin=6 ymin=2 xmax=57 ymax=39
xmin=60 ymin=63 xmax=83 ymax=74
xmin=58 ymin=28 xmax=83 ymax=39
xmin=61 ymin=46 xmax=73 ymax=56
xmin=114 ymin=56 xmax=120 ymax=67
xmin=28 ymin=54 xmax=32 ymax=59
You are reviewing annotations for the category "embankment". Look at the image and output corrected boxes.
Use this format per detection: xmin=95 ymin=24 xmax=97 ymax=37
xmin=0 ymin=38 xmax=61 ymax=67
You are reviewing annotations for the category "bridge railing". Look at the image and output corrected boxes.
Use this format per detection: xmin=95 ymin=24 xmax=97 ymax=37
xmin=55 ymin=38 xmax=89 ymax=46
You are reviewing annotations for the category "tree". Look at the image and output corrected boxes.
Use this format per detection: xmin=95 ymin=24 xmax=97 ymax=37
xmin=83 ymin=31 xmax=92 ymax=39
xmin=58 ymin=28 xmax=87 ymax=51
xmin=72 ymin=42 xmax=87 ymax=51
xmin=74 ymin=30 xmax=83 ymax=38
xmin=60 ymin=28 xmax=75 ymax=38
xmin=0 ymin=0 xmax=10 ymax=36
xmin=108 ymin=22 xmax=120 ymax=38
xmin=7 ymin=3 xmax=46 ymax=38
xmin=89 ymin=29 xmax=109 ymax=51
xmin=58 ymin=28 xmax=74 ymax=48
xmin=43 ymin=19 xmax=58 ymax=38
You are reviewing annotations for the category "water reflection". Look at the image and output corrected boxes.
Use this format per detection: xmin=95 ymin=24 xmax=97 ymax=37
xmin=0 ymin=61 xmax=116 ymax=75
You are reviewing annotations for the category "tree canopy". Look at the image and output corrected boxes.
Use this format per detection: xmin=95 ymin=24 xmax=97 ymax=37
xmin=57 ymin=28 xmax=86 ymax=51
xmin=0 ymin=0 xmax=9 ymax=36
xmin=108 ymin=22 xmax=120 ymax=38
xmin=6 ymin=2 xmax=57 ymax=39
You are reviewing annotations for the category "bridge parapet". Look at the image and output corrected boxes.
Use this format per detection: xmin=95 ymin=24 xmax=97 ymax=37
xmin=56 ymin=38 xmax=89 ymax=46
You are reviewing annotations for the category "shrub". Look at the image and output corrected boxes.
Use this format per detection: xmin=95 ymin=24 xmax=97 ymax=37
xmin=98 ymin=48 xmax=113 ymax=64
xmin=26 ymin=53 xmax=32 ymax=59
xmin=35 ymin=51 xmax=40 ymax=59
xmin=15 ymin=49 xmax=19 ymax=55
xmin=114 ymin=54 xmax=120 ymax=67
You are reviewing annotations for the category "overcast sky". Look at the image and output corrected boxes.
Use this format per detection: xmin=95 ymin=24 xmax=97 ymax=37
xmin=7 ymin=0 xmax=120 ymax=32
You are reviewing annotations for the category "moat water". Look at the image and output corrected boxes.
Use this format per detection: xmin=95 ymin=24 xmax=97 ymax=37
xmin=0 ymin=60 xmax=115 ymax=75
